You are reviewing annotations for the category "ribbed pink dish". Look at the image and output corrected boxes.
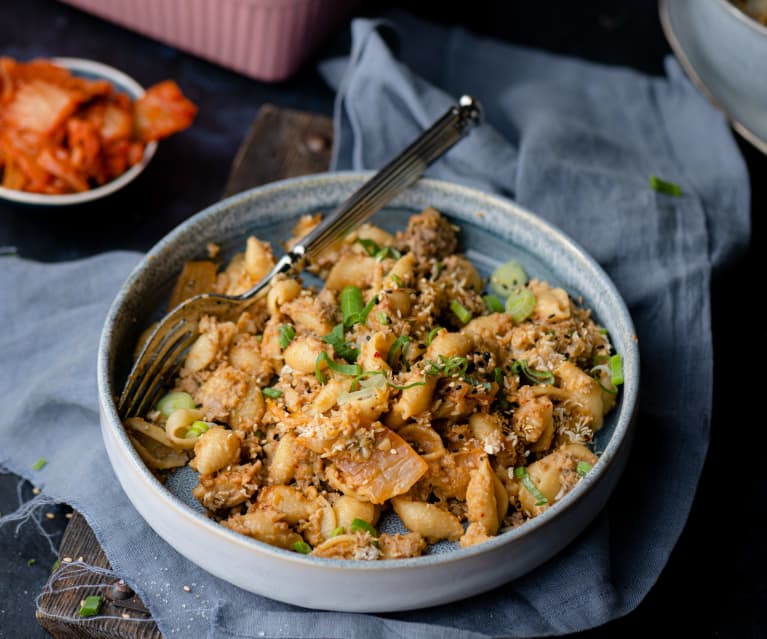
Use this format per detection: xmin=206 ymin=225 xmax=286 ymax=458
xmin=60 ymin=0 xmax=359 ymax=81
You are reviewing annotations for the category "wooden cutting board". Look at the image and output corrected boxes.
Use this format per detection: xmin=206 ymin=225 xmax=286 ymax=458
xmin=35 ymin=104 xmax=333 ymax=639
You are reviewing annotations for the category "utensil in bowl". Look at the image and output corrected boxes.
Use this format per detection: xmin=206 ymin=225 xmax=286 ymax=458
xmin=118 ymin=95 xmax=482 ymax=418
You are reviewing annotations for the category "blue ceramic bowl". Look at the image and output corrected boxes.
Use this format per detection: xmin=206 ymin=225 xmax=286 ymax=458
xmin=98 ymin=173 xmax=639 ymax=612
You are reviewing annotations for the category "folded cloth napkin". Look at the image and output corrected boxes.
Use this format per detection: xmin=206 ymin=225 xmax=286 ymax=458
xmin=0 ymin=13 xmax=749 ymax=639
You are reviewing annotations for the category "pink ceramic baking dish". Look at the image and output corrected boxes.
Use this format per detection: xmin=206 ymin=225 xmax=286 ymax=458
xmin=59 ymin=0 xmax=359 ymax=81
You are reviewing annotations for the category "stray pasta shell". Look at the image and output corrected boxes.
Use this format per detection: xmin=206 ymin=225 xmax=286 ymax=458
xmin=190 ymin=427 xmax=241 ymax=475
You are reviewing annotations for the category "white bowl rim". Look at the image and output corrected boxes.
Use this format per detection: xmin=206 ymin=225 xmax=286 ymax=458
xmin=98 ymin=171 xmax=640 ymax=572
xmin=659 ymin=0 xmax=767 ymax=155
xmin=0 ymin=56 xmax=158 ymax=206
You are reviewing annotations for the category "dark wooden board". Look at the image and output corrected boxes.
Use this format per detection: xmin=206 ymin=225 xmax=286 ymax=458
xmin=35 ymin=104 xmax=333 ymax=639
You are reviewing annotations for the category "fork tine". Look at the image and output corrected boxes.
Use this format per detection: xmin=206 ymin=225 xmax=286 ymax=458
xmin=119 ymin=319 xmax=196 ymax=417
xmin=130 ymin=330 xmax=198 ymax=417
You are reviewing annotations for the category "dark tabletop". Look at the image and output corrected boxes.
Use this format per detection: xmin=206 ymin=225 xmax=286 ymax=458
xmin=1 ymin=1 xmax=765 ymax=637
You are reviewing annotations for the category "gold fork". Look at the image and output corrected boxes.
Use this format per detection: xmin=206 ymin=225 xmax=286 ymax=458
xmin=118 ymin=95 xmax=482 ymax=418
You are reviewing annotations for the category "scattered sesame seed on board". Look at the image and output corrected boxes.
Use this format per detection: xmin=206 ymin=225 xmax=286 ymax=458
xmin=183 ymin=585 xmax=191 ymax=592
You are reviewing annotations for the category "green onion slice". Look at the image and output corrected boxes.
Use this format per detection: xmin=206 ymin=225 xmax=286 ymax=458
xmin=339 ymin=373 xmax=386 ymax=403
xmin=390 ymin=273 xmax=403 ymax=287
xmin=31 ymin=458 xmax=47 ymax=471
xmin=387 ymin=335 xmax=411 ymax=368
xmin=278 ymin=324 xmax=296 ymax=350
xmin=341 ymin=285 xmax=364 ymax=327
xmin=156 ymin=391 xmax=196 ymax=417
xmin=262 ymin=387 xmax=283 ymax=399
xmin=315 ymin=352 xmax=362 ymax=384
xmin=185 ymin=420 xmax=210 ymax=439
xmin=375 ymin=246 xmax=402 ymax=261
xmin=322 ymin=324 xmax=360 ymax=364
xmin=293 ymin=540 xmax=312 ymax=554
xmin=450 ymin=299 xmax=473 ymax=325
xmin=27 ymin=558 xmax=36 ymax=566
xmin=426 ymin=326 xmax=441 ymax=345
xmin=483 ymin=294 xmax=505 ymax=313
xmin=349 ymin=518 xmax=378 ymax=537
xmin=514 ymin=467 xmax=548 ymax=506
xmin=357 ymin=238 xmax=380 ymax=256
xmin=512 ymin=359 xmax=554 ymax=385
xmin=577 ymin=461 xmax=593 ymax=477
xmin=491 ymin=260 xmax=528 ymax=297
xmin=377 ymin=312 xmax=390 ymax=325
xmin=78 ymin=595 xmax=103 ymax=617
xmin=505 ymin=287 xmax=536 ymax=323
xmin=649 ymin=175 xmax=683 ymax=196
xmin=609 ymin=354 xmax=623 ymax=386
xmin=330 ymin=526 xmax=345 ymax=537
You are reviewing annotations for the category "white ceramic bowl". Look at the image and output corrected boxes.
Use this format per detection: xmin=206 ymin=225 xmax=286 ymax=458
xmin=660 ymin=0 xmax=767 ymax=153
xmin=97 ymin=173 xmax=639 ymax=612
xmin=0 ymin=57 xmax=157 ymax=206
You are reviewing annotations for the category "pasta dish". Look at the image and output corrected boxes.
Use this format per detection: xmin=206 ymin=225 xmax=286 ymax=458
xmin=125 ymin=207 xmax=622 ymax=559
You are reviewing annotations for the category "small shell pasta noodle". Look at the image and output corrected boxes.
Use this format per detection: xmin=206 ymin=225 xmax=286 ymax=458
xmin=190 ymin=427 xmax=240 ymax=475
xmin=391 ymin=497 xmax=463 ymax=543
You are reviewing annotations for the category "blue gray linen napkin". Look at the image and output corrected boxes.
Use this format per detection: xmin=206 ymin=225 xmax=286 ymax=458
xmin=0 ymin=13 xmax=750 ymax=639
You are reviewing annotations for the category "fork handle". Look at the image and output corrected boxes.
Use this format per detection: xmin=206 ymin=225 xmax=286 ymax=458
xmin=290 ymin=95 xmax=482 ymax=263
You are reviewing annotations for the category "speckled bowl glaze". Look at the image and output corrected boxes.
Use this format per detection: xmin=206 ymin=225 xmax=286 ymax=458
xmin=0 ymin=57 xmax=157 ymax=206
xmin=97 ymin=173 xmax=639 ymax=612
xmin=661 ymin=0 xmax=767 ymax=154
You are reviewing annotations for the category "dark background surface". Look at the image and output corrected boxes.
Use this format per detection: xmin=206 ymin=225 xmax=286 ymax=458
xmin=1 ymin=0 xmax=765 ymax=637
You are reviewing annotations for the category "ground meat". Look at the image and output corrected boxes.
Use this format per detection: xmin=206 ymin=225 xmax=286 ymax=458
xmin=194 ymin=364 xmax=250 ymax=422
xmin=395 ymin=207 xmax=458 ymax=263
xmin=192 ymin=462 xmax=262 ymax=511
xmin=378 ymin=532 xmax=427 ymax=559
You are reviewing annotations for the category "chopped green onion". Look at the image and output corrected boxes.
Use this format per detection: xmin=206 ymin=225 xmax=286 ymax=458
xmin=450 ymin=299 xmax=473 ymax=325
xmin=341 ymin=286 xmax=364 ymax=327
xmin=254 ymin=430 xmax=265 ymax=440
xmin=349 ymin=518 xmax=377 ymax=537
xmin=598 ymin=328 xmax=608 ymax=336
xmin=493 ymin=367 xmax=509 ymax=411
xmin=609 ymin=354 xmax=624 ymax=386
xmin=577 ymin=461 xmax=593 ymax=477
xmin=649 ymin=175 xmax=682 ymax=196
xmin=491 ymin=260 xmax=528 ymax=297
xmin=51 ymin=559 xmax=60 ymax=572
xmin=339 ymin=373 xmax=386 ymax=403
xmin=512 ymin=359 xmax=554 ymax=385
xmin=357 ymin=238 xmax=380 ymax=256
xmin=31 ymin=458 xmax=47 ymax=471
xmin=322 ymin=324 xmax=360 ymax=364
xmin=387 ymin=335 xmax=411 ymax=368
xmin=358 ymin=295 xmax=378 ymax=325
xmin=185 ymin=420 xmax=210 ymax=439
xmin=426 ymin=326 xmax=441 ymax=345
xmin=425 ymin=354 xmax=469 ymax=378
xmin=505 ymin=287 xmax=536 ymax=323
xmin=390 ymin=273 xmax=403 ymax=287
xmin=292 ymin=540 xmax=312 ymax=554
xmin=483 ymin=294 xmax=505 ymax=313
xmin=78 ymin=595 xmax=103 ymax=617
xmin=330 ymin=526 xmax=345 ymax=537
xmin=514 ymin=467 xmax=548 ymax=506
xmin=375 ymin=246 xmax=402 ymax=261
xmin=27 ymin=558 xmax=36 ymax=566
xmin=315 ymin=352 xmax=362 ymax=384
xmin=262 ymin=387 xmax=283 ymax=399
xmin=156 ymin=391 xmax=196 ymax=417
xmin=377 ymin=312 xmax=390 ymax=325
xmin=278 ymin=324 xmax=296 ymax=350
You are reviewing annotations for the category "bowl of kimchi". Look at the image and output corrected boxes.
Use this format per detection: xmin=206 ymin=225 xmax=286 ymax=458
xmin=97 ymin=172 xmax=640 ymax=612
xmin=0 ymin=56 xmax=196 ymax=205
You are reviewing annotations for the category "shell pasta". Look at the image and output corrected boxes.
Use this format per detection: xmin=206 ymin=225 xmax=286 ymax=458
xmin=125 ymin=207 xmax=621 ymax=559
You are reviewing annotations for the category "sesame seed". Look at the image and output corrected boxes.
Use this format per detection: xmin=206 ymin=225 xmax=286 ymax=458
xmin=183 ymin=585 xmax=191 ymax=592
xmin=62 ymin=557 xmax=72 ymax=563
xmin=45 ymin=513 xmax=55 ymax=520
xmin=122 ymin=613 xmax=131 ymax=619
xmin=32 ymin=487 xmax=41 ymax=495
xmin=65 ymin=513 xmax=73 ymax=519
